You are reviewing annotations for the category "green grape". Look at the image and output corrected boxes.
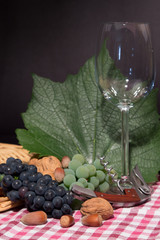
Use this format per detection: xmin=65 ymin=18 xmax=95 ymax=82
xmin=105 ymin=175 xmax=112 ymax=184
xmin=99 ymin=181 xmax=110 ymax=193
xmin=76 ymin=166 xmax=89 ymax=179
xmin=89 ymin=176 xmax=99 ymax=188
xmin=64 ymin=168 xmax=75 ymax=176
xmin=87 ymin=182 xmax=95 ymax=191
xmin=72 ymin=154 xmax=85 ymax=164
xmin=59 ymin=183 xmax=68 ymax=190
xmin=86 ymin=164 xmax=96 ymax=177
xmin=96 ymin=170 xmax=105 ymax=183
xmin=105 ymin=175 xmax=111 ymax=184
xmin=93 ymin=159 xmax=104 ymax=170
xmin=69 ymin=181 xmax=84 ymax=190
xmin=105 ymin=169 xmax=118 ymax=184
xmin=63 ymin=174 xmax=76 ymax=187
xmin=78 ymin=178 xmax=88 ymax=188
xmin=68 ymin=159 xmax=82 ymax=172
xmin=110 ymin=169 xmax=118 ymax=178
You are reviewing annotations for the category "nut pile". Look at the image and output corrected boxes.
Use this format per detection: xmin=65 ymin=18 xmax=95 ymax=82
xmin=20 ymin=197 xmax=113 ymax=227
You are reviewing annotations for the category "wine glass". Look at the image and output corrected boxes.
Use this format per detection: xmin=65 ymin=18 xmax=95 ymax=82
xmin=95 ymin=22 xmax=155 ymax=178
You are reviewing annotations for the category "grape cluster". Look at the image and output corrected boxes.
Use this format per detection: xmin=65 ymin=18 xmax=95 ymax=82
xmin=0 ymin=157 xmax=73 ymax=219
xmin=62 ymin=154 xmax=118 ymax=193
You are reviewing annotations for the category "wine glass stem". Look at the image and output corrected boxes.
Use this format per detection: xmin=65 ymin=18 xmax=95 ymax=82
xmin=121 ymin=108 xmax=130 ymax=177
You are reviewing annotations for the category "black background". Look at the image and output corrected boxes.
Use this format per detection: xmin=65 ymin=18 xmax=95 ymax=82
xmin=1 ymin=0 xmax=160 ymax=144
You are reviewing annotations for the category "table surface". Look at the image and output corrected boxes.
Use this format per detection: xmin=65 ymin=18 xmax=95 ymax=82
xmin=0 ymin=182 xmax=160 ymax=240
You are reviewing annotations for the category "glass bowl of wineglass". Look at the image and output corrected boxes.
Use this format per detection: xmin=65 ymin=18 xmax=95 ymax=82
xmin=95 ymin=22 xmax=155 ymax=178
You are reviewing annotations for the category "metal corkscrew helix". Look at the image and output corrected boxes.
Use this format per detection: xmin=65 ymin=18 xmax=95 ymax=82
xmin=99 ymin=156 xmax=129 ymax=193
xmin=99 ymin=156 xmax=117 ymax=182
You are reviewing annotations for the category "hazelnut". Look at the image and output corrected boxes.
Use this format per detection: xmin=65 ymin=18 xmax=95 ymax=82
xmin=81 ymin=214 xmax=103 ymax=227
xmin=54 ymin=167 xmax=65 ymax=182
xmin=20 ymin=211 xmax=47 ymax=225
xmin=61 ymin=156 xmax=71 ymax=168
xmin=60 ymin=215 xmax=75 ymax=228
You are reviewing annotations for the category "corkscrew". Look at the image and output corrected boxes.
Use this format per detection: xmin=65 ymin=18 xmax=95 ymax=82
xmin=100 ymin=156 xmax=152 ymax=196
xmin=71 ymin=157 xmax=153 ymax=208
xmin=99 ymin=156 xmax=133 ymax=193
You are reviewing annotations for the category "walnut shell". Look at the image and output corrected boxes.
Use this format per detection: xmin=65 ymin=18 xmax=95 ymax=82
xmin=80 ymin=197 xmax=113 ymax=220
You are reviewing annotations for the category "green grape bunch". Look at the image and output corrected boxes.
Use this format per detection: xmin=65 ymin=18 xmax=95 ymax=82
xmin=62 ymin=154 xmax=118 ymax=193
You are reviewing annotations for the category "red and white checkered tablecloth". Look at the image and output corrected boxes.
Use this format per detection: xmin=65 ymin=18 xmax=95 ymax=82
xmin=0 ymin=182 xmax=160 ymax=240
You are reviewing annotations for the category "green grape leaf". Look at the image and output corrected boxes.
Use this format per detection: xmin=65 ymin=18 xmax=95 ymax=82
xmin=16 ymin=56 xmax=160 ymax=183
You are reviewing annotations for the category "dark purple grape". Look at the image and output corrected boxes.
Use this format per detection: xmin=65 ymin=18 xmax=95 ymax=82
xmin=43 ymin=174 xmax=52 ymax=184
xmin=33 ymin=196 xmax=45 ymax=209
xmin=63 ymin=194 xmax=73 ymax=205
xmin=37 ymin=176 xmax=51 ymax=185
xmin=12 ymin=179 xmax=22 ymax=190
xmin=3 ymin=165 xmax=15 ymax=175
xmin=47 ymin=180 xmax=58 ymax=190
xmin=44 ymin=189 xmax=56 ymax=201
xmin=0 ymin=163 xmax=6 ymax=174
xmin=28 ymin=182 xmax=36 ymax=191
xmin=65 ymin=190 xmax=72 ymax=196
xmin=7 ymin=162 xmax=17 ymax=173
xmin=23 ymin=164 xmax=29 ymax=171
xmin=36 ymin=172 xmax=43 ymax=180
xmin=52 ymin=196 xmax=63 ymax=209
xmin=27 ymin=165 xmax=37 ymax=173
xmin=43 ymin=201 xmax=54 ymax=213
xmin=6 ymin=157 xmax=15 ymax=165
xmin=7 ymin=190 xmax=20 ymax=201
xmin=25 ymin=191 xmax=36 ymax=205
xmin=52 ymin=209 xmax=63 ymax=219
xmin=22 ymin=179 xmax=30 ymax=187
xmin=2 ymin=175 xmax=14 ymax=188
xmin=55 ymin=186 xmax=66 ymax=197
xmin=19 ymin=171 xmax=29 ymax=181
xmin=28 ymin=173 xmax=38 ymax=182
xmin=16 ymin=163 xmax=26 ymax=174
xmin=37 ymin=177 xmax=47 ymax=185
xmin=61 ymin=204 xmax=72 ymax=215
xmin=18 ymin=186 xmax=28 ymax=199
xmin=14 ymin=158 xmax=22 ymax=164
xmin=35 ymin=184 xmax=47 ymax=195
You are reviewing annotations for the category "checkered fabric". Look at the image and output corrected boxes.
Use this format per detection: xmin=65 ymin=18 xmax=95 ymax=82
xmin=0 ymin=182 xmax=160 ymax=240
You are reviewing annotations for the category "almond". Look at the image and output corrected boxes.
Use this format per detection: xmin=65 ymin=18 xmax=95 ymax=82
xmin=81 ymin=214 xmax=103 ymax=227
xmin=54 ymin=167 xmax=65 ymax=182
xmin=61 ymin=156 xmax=71 ymax=168
xmin=20 ymin=211 xmax=47 ymax=225
xmin=60 ymin=215 xmax=75 ymax=228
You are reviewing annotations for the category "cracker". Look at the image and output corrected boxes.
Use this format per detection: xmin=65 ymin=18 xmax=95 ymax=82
xmin=0 ymin=143 xmax=32 ymax=164
xmin=0 ymin=200 xmax=24 ymax=212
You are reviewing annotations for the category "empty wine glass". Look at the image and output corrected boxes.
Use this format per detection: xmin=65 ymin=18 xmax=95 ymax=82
xmin=95 ymin=22 xmax=155 ymax=178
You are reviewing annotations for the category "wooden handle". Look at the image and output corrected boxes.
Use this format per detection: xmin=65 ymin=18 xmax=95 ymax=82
xmin=94 ymin=189 xmax=140 ymax=203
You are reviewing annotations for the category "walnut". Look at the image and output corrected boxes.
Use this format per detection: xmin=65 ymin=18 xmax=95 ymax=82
xmin=80 ymin=197 xmax=113 ymax=220
xmin=29 ymin=156 xmax=62 ymax=179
